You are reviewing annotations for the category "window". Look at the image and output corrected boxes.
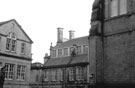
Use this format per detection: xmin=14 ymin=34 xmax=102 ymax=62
xmin=51 ymin=69 xmax=57 ymax=81
xmin=59 ymin=69 xmax=63 ymax=81
xmin=77 ymin=46 xmax=81 ymax=54
xmin=83 ymin=45 xmax=88 ymax=54
xmin=6 ymin=32 xmax=16 ymax=52
xmin=110 ymin=0 xmax=127 ymax=17
xmin=52 ymin=50 xmax=56 ymax=57
xmin=21 ymin=43 xmax=26 ymax=54
xmin=68 ymin=68 xmax=74 ymax=81
xmin=64 ymin=48 xmax=68 ymax=56
xmin=76 ymin=66 xmax=85 ymax=81
xmin=58 ymin=49 xmax=62 ymax=57
xmin=16 ymin=65 xmax=26 ymax=81
xmin=44 ymin=70 xmax=49 ymax=81
xmin=5 ymin=63 xmax=14 ymax=80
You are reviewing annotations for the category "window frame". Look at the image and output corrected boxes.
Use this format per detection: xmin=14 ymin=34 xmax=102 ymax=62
xmin=64 ymin=48 xmax=68 ymax=56
xmin=58 ymin=49 xmax=62 ymax=57
xmin=21 ymin=43 xmax=26 ymax=54
xmin=110 ymin=0 xmax=127 ymax=17
xmin=5 ymin=63 xmax=15 ymax=80
xmin=16 ymin=65 xmax=26 ymax=81
xmin=6 ymin=32 xmax=17 ymax=52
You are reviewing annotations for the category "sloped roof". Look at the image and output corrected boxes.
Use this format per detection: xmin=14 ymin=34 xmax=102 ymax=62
xmin=44 ymin=54 xmax=88 ymax=68
xmin=0 ymin=19 xmax=33 ymax=43
xmin=53 ymin=36 xmax=88 ymax=49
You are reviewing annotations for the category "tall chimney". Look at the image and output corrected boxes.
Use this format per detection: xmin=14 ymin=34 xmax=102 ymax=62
xmin=57 ymin=27 xmax=63 ymax=44
xmin=69 ymin=30 xmax=75 ymax=40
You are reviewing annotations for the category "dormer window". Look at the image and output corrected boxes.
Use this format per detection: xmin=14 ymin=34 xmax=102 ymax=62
xmin=6 ymin=32 xmax=16 ymax=52
xmin=58 ymin=49 xmax=62 ymax=57
xmin=52 ymin=50 xmax=56 ymax=58
xmin=83 ymin=45 xmax=88 ymax=54
xmin=64 ymin=48 xmax=68 ymax=56
xmin=110 ymin=0 xmax=127 ymax=17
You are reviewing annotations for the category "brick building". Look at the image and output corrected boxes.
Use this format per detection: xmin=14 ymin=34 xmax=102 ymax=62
xmin=0 ymin=19 xmax=33 ymax=88
xmin=89 ymin=0 xmax=135 ymax=87
xmin=40 ymin=28 xmax=91 ymax=88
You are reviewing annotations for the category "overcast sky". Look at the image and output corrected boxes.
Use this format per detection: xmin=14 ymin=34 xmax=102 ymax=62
xmin=0 ymin=0 xmax=94 ymax=63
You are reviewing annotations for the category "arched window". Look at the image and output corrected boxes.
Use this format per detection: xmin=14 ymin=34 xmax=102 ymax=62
xmin=6 ymin=32 xmax=16 ymax=52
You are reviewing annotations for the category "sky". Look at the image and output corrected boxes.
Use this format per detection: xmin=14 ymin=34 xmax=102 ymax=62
xmin=0 ymin=0 xmax=94 ymax=63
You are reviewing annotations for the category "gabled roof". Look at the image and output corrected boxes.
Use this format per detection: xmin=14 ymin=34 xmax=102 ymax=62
xmin=53 ymin=36 xmax=88 ymax=49
xmin=44 ymin=54 xmax=88 ymax=68
xmin=0 ymin=19 xmax=33 ymax=43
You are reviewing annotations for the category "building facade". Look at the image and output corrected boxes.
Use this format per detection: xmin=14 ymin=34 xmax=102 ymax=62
xmin=40 ymin=28 xmax=92 ymax=88
xmin=0 ymin=19 xmax=33 ymax=88
xmin=89 ymin=0 xmax=135 ymax=87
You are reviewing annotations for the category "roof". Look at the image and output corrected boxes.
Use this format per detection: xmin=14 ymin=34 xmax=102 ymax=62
xmin=0 ymin=19 xmax=33 ymax=43
xmin=44 ymin=54 xmax=88 ymax=68
xmin=53 ymin=36 xmax=88 ymax=49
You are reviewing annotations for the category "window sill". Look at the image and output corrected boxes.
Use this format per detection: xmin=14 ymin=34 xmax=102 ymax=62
xmin=16 ymin=79 xmax=25 ymax=81
xmin=5 ymin=78 xmax=13 ymax=80
xmin=104 ymin=13 xmax=130 ymax=22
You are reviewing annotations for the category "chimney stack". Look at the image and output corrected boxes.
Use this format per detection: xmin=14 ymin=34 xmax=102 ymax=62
xmin=44 ymin=53 xmax=49 ymax=64
xmin=69 ymin=30 xmax=75 ymax=40
xmin=57 ymin=27 xmax=63 ymax=44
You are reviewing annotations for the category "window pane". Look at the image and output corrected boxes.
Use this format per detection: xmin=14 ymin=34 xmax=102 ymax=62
xmin=110 ymin=0 xmax=118 ymax=17
xmin=120 ymin=0 xmax=127 ymax=15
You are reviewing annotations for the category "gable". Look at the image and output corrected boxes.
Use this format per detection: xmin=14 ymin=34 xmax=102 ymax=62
xmin=0 ymin=19 xmax=33 ymax=43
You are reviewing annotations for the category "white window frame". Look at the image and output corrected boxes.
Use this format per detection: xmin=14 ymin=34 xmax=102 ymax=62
xmin=76 ymin=66 xmax=85 ymax=81
xmin=16 ymin=65 xmax=26 ymax=81
xmin=6 ymin=32 xmax=16 ymax=52
xmin=5 ymin=63 xmax=14 ymax=80
xmin=69 ymin=67 xmax=74 ymax=81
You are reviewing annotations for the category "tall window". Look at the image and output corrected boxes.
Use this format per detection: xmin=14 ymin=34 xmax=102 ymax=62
xmin=6 ymin=32 xmax=16 ymax=52
xmin=59 ymin=69 xmax=63 ymax=81
xmin=58 ymin=49 xmax=62 ymax=57
xmin=68 ymin=67 xmax=74 ymax=81
xmin=5 ymin=63 xmax=14 ymax=80
xmin=51 ymin=69 xmax=57 ymax=81
xmin=21 ymin=43 xmax=26 ymax=54
xmin=44 ymin=70 xmax=49 ymax=81
xmin=110 ymin=0 xmax=127 ymax=17
xmin=16 ymin=65 xmax=26 ymax=81
xmin=64 ymin=48 xmax=68 ymax=56
xmin=76 ymin=66 xmax=85 ymax=81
